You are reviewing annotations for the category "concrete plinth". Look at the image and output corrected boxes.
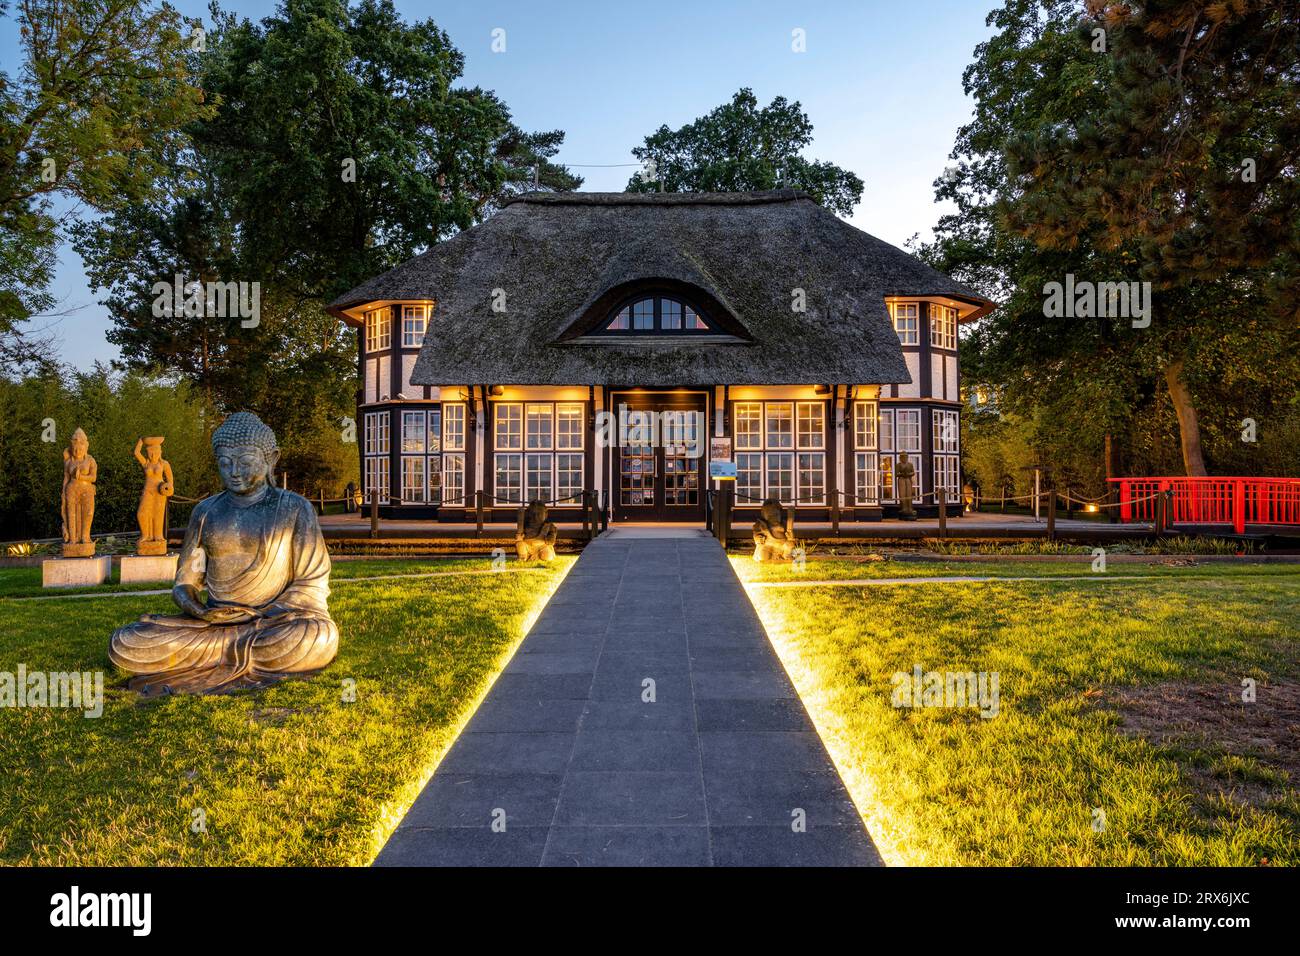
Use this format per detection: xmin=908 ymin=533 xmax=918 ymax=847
xmin=119 ymin=553 xmax=178 ymax=584
xmin=42 ymin=555 xmax=112 ymax=588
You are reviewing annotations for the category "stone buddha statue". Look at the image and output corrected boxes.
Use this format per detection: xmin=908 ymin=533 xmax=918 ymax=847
xmin=133 ymin=436 xmax=174 ymax=556
xmin=109 ymin=413 xmax=339 ymax=695
xmin=61 ymin=427 xmax=97 ymax=558
xmin=896 ymin=452 xmax=917 ymax=520
xmin=516 ymin=500 xmax=558 ymax=561
xmin=752 ymin=499 xmax=799 ymax=562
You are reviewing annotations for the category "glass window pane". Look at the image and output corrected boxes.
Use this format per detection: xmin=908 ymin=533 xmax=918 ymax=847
xmin=854 ymin=402 xmax=877 ymax=450
xmin=526 ymin=404 xmax=553 ymax=450
xmin=798 ymin=452 xmax=825 ymax=503
xmin=765 ymin=403 xmax=794 ymax=449
xmin=402 ymin=305 xmax=427 ymax=348
xmin=632 ymin=299 xmax=655 ymax=330
xmin=661 ymin=299 xmax=682 ymax=329
xmin=557 ymin=452 xmax=583 ymax=503
xmin=443 ymin=403 xmax=465 ymax=451
xmin=879 ymin=409 xmax=894 ymax=452
xmin=736 ymin=452 xmax=763 ymax=505
xmin=897 ymin=410 xmax=921 ymax=451
xmin=765 ymin=452 xmax=794 ymax=503
xmin=608 ymin=307 xmax=630 ymax=330
xmin=495 ymin=404 xmax=522 ymax=450
xmin=425 ymin=407 xmax=441 ymax=453
xmin=556 ymin=403 xmax=584 ymax=450
xmin=685 ymin=308 xmax=707 ymax=330
xmin=495 ymin=453 xmax=522 ymax=503
xmin=855 ymin=452 xmax=878 ymax=504
xmin=401 ymin=456 xmax=425 ymax=502
xmin=796 ymin=403 xmax=825 ymax=449
xmin=735 ymin=403 xmax=763 ymax=450
xmin=526 ymin=453 xmax=553 ymax=503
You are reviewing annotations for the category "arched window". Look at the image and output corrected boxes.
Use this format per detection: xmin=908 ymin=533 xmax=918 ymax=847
xmin=602 ymin=295 xmax=714 ymax=334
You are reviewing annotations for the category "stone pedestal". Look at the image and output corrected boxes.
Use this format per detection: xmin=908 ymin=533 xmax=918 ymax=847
xmin=43 ymin=555 xmax=112 ymax=588
xmin=119 ymin=553 xmax=178 ymax=584
xmin=137 ymin=539 xmax=169 ymax=557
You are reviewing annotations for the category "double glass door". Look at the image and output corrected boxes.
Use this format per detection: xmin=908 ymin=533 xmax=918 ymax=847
xmin=615 ymin=396 xmax=705 ymax=521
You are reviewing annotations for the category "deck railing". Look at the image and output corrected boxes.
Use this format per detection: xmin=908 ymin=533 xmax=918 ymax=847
xmin=1108 ymin=477 xmax=1300 ymax=532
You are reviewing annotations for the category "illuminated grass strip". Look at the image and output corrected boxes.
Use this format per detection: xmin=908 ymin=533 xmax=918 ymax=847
xmin=359 ymin=559 xmax=575 ymax=865
xmin=738 ymin=574 xmax=917 ymax=866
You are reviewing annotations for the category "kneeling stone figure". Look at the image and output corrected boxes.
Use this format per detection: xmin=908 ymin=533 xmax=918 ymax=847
xmin=109 ymin=412 xmax=339 ymax=695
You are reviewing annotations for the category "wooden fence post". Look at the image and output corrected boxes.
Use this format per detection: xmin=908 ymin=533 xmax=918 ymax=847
xmin=831 ymin=491 xmax=841 ymax=537
xmin=1046 ymin=486 xmax=1057 ymax=541
xmin=937 ymin=488 xmax=947 ymax=540
xmin=475 ymin=490 xmax=485 ymax=538
xmin=369 ymin=488 xmax=379 ymax=539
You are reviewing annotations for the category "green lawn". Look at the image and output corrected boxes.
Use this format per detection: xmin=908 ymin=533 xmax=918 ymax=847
xmin=0 ymin=556 xmax=572 ymax=865
xmin=735 ymin=557 xmax=1300 ymax=866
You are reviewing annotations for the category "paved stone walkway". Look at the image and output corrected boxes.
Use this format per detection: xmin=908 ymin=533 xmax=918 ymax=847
xmin=375 ymin=532 xmax=881 ymax=867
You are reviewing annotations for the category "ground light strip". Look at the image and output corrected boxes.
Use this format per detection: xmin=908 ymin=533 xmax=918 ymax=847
xmin=736 ymin=565 xmax=919 ymax=867
xmin=358 ymin=558 xmax=576 ymax=866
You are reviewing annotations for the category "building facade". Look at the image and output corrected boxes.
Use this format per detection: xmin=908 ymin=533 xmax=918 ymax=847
xmin=328 ymin=190 xmax=992 ymax=522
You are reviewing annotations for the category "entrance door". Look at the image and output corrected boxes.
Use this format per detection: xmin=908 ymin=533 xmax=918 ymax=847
xmin=614 ymin=395 xmax=706 ymax=522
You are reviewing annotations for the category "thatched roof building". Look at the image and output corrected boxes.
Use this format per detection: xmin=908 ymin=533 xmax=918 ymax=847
xmin=327 ymin=190 xmax=992 ymax=387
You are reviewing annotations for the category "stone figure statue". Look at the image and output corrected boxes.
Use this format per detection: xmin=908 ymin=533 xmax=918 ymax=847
xmin=752 ymin=499 xmax=799 ymax=562
xmin=896 ymin=451 xmax=917 ymax=519
xmin=133 ymin=436 xmax=175 ymax=556
xmin=109 ymin=412 xmax=339 ymax=695
xmin=516 ymin=500 xmax=558 ymax=561
xmin=61 ymin=428 xmax=97 ymax=558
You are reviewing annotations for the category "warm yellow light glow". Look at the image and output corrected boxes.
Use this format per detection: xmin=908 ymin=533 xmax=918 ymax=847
xmin=360 ymin=558 xmax=575 ymax=864
xmin=735 ymin=564 xmax=918 ymax=866
xmin=1086 ymin=504 xmax=1099 ymax=513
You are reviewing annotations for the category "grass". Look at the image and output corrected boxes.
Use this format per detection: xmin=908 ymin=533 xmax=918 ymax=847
xmin=736 ymin=557 xmax=1300 ymax=865
xmin=0 ymin=556 xmax=573 ymax=865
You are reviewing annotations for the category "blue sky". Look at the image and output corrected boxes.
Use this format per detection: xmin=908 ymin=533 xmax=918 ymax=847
xmin=2 ymin=0 xmax=995 ymax=369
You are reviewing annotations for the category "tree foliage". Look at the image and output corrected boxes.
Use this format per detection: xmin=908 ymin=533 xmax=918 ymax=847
xmin=626 ymin=88 xmax=863 ymax=215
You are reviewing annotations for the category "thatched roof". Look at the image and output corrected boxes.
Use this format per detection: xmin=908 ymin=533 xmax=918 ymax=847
xmin=326 ymin=190 xmax=993 ymax=386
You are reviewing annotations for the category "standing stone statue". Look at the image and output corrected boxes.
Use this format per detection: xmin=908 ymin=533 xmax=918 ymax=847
xmin=516 ymin=500 xmax=558 ymax=561
xmin=896 ymin=451 xmax=917 ymax=520
xmin=61 ymin=427 xmax=97 ymax=557
xmin=133 ymin=436 xmax=174 ymax=556
xmin=109 ymin=412 xmax=339 ymax=695
xmin=752 ymin=499 xmax=799 ymax=561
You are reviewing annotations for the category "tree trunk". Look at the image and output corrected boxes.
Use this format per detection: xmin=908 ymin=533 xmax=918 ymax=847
xmin=1164 ymin=359 xmax=1207 ymax=476
xmin=1103 ymin=432 xmax=1117 ymax=480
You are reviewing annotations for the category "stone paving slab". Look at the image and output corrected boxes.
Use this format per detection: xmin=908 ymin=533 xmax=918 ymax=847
xmin=374 ymin=534 xmax=881 ymax=867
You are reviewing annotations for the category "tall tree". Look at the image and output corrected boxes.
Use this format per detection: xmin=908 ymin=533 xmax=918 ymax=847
xmin=1000 ymin=0 xmax=1300 ymax=475
xmin=626 ymin=88 xmax=864 ymax=215
xmin=72 ymin=0 xmax=580 ymax=490
xmin=0 ymin=0 xmax=214 ymax=373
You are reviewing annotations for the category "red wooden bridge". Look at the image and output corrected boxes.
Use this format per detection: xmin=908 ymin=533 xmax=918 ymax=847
xmin=1110 ymin=477 xmax=1300 ymax=533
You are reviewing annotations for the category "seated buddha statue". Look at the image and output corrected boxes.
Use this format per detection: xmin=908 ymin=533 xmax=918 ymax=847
xmin=515 ymin=500 xmax=558 ymax=562
xmin=752 ymin=499 xmax=799 ymax=562
xmin=109 ymin=412 xmax=339 ymax=695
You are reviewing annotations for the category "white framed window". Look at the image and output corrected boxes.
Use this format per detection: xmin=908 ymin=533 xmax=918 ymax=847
xmin=930 ymin=304 xmax=957 ymax=350
xmin=401 ymin=456 xmax=426 ymax=502
xmin=363 ymin=411 xmax=390 ymax=456
xmin=442 ymin=452 xmax=465 ymax=505
xmin=853 ymin=401 xmax=877 ymax=450
xmin=556 ymin=452 xmax=584 ymax=503
xmin=735 ymin=402 xmax=763 ymax=450
xmin=364 ymin=454 xmax=390 ymax=503
xmin=443 ymin=403 xmax=466 ymax=451
xmin=526 ymin=404 xmax=553 ymax=450
xmin=557 ymin=403 xmax=584 ymax=450
xmin=402 ymin=304 xmax=429 ymax=348
xmin=853 ymin=401 xmax=879 ymax=505
xmin=890 ymin=302 xmax=919 ymax=346
xmin=896 ymin=409 xmax=922 ymax=452
xmin=933 ymin=409 xmax=960 ymax=453
xmin=495 ymin=401 xmax=584 ymax=506
xmin=934 ymin=455 xmax=960 ymax=499
xmin=365 ymin=307 xmax=391 ymax=352
xmin=732 ymin=400 xmax=825 ymax=505
xmin=796 ymin=402 xmax=825 ymax=449
xmin=495 ymin=453 xmax=522 ymax=504
xmin=854 ymin=452 xmax=879 ymax=505
xmin=494 ymin=403 xmax=523 ymax=450
xmin=526 ymin=452 xmax=553 ymax=503
xmin=765 ymin=402 xmax=794 ymax=449
xmin=426 ymin=406 xmax=442 ymax=453
xmin=401 ymin=410 xmax=426 ymax=453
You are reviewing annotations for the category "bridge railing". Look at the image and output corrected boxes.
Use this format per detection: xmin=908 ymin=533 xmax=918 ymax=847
xmin=1108 ymin=477 xmax=1300 ymax=533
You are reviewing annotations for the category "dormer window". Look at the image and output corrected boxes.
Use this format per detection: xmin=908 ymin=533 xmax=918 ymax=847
xmin=890 ymin=302 xmax=919 ymax=346
xmin=365 ymin=307 xmax=391 ymax=351
xmin=402 ymin=304 xmax=430 ymax=347
xmin=603 ymin=296 xmax=713 ymax=334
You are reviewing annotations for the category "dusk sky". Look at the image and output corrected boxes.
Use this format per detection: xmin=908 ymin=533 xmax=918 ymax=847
xmin=1 ymin=0 xmax=995 ymax=369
